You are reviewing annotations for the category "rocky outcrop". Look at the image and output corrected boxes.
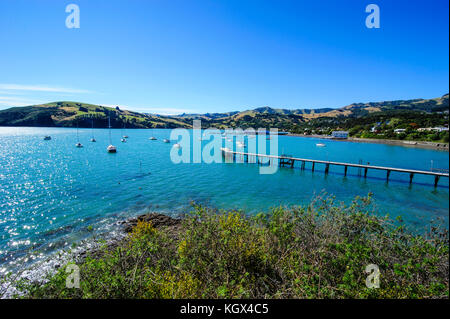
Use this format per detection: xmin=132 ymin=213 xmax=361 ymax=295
xmin=120 ymin=213 xmax=182 ymax=233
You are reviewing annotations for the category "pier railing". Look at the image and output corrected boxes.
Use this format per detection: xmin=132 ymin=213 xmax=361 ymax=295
xmin=221 ymin=149 xmax=449 ymax=187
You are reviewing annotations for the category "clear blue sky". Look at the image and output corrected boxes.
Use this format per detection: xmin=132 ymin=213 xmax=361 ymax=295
xmin=0 ymin=0 xmax=448 ymax=114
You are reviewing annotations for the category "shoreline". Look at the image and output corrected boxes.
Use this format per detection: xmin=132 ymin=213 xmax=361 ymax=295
xmin=2 ymin=126 xmax=448 ymax=152
xmin=286 ymin=133 xmax=449 ymax=151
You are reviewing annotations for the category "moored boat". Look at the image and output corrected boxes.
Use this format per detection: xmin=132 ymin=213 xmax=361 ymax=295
xmin=107 ymin=115 xmax=117 ymax=153
xmin=107 ymin=145 xmax=117 ymax=153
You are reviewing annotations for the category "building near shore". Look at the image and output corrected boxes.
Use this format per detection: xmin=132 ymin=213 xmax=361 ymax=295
xmin=417 ymin=127 xmax=449 ymax=132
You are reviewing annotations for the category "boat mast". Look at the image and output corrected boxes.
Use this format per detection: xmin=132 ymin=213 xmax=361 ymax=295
xmin=108 ymin=115 xmax=112 ymax=144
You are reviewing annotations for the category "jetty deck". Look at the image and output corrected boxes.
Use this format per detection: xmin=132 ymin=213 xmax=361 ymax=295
xmin=221 ymin=149 xmax=449 ymax=187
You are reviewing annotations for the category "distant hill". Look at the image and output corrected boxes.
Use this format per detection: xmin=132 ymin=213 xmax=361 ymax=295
xmin=0 ymin=94 xmax=448 ymax=131
xmin=0 ymin=101 xmax=190 ymax=129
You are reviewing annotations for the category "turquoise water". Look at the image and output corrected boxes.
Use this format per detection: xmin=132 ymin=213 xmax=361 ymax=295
xmin=0 ymin=127 xmax=448 ymax=272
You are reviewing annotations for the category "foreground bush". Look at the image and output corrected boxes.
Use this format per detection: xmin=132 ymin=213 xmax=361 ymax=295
xmin=17 ymin=195 xmax=450 ymax=298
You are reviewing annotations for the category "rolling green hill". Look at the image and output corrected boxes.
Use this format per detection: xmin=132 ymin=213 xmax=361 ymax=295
xmin=0 ymin=101 xmax=191 ymax=129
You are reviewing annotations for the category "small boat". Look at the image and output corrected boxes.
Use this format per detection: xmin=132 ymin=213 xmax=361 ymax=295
xmin=163 ymin=139 xmax=170 ymax=143
xmin=173 ymin=143 xmax=182 ymax=149
xmin=149 ymin=137 xmax=157 ymax=140
xmin=75 ymin=122 xmax=82 ymax=147
xmin=122 ymin=124 xmax=128 ymax=138
xmin=90 ymin=119 xmax=96 ymax=142
xmin=43 ymin=136 xmax=51 ymax=140
xmin=121 ymin=138 xmax=127 ymax=143
xmin=107 ymin=145 xmax=117 ymax=153
xmin=107 ymin=116 xmax=117 ymax=153
xmin=316 ymin=143 xmax=326 ymax=147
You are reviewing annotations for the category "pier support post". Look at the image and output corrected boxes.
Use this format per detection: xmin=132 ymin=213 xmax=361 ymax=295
xmin=434 ymin=175 xmax=440 ymax=188
xmin=364 ymin=167 xmax=368 ymax=178
xmin=325 ymin=163 xmax=330 ymax=175
xmin=386 ymin=170 xmax=391 ymax=182
xmin=409 ymin=173 xmax=414 ymax=184
xmin=312 ymin=162 xmax=315 ymax=172
xmin=344 ymin=166 xmax=348 ymax=176
xmin=291 ymin=160 xmax=295 ymax=168
xmin=301 ymin=161 xmax=305 ymax=170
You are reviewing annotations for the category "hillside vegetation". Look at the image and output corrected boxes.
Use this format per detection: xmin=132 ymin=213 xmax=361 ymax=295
xmin=0 ymin=101 xmax=190 ymax=129
xmin=0 ymin=95 xmax=448 ymax=143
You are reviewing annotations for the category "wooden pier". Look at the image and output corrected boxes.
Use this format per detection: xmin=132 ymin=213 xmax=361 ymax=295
xmin=221 ymin=149 xmax=449 ymax=187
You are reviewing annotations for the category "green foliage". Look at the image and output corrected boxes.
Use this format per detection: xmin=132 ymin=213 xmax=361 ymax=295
xmin=0 ymin=95 xmax=447 ymax=141
xmin=10 ymin=195 xmax=450 ymax=299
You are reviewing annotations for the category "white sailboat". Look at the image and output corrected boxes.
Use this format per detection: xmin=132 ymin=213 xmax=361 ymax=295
xmin=149 ymin=127 xmax=157 ymax=140
xmin=122 ymin=124 xmax=129 ymax=139
xmin=75 ymin=121 xmax=83 ymax=148
xmin=107 ymin=116 xmax=117 ymax=153
xmin=90 ymin=119 xmax=96 ymax=142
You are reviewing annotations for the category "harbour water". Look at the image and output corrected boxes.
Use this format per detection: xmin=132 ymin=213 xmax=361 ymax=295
xmin=0 ymin=127 xmax=448 ymax=273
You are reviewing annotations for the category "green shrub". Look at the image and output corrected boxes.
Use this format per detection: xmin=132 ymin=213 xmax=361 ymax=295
xmin=12 ymin=195 xmax=449 ymax=299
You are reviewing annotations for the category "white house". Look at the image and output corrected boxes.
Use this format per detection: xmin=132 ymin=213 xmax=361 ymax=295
xmin=417 ymin=127 xmax=449 ymax=132
xmin=394 ymin=129 xmax=406 ymax=134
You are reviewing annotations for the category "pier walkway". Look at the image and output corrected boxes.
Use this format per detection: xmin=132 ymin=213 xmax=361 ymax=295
xmin=221 ymin=149 xmax=449 ymax=187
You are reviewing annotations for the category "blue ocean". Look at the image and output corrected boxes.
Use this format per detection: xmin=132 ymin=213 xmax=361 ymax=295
xmin=0 ymin=127 xmax=448 ymax=273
